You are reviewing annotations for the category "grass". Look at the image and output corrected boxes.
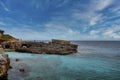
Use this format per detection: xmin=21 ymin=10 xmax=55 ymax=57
xmin=1 ymin=34 xmax=16 ymax=41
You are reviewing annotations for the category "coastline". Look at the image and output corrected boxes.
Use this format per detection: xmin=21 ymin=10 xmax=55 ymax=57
xmin=2 ymin=39 xmax=78 ymax=55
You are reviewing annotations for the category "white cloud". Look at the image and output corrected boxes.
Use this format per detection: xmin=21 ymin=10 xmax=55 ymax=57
xmin=90 ymin=30 xmax=100 ymax=35
xmin=89 ymin=0 xmax=114 ymax=26
xmin=111 ymin=33 xmax=120 ymax=39
xmin=0 ymin=1 xmax=10 ymax=12
xmin=109 ymin=5 xmax=120 ymax=16
xmin=91 ymin=0 xmax=113 ymax=11
xmin=104 ymin=29 xmax=113 ymax=36
xmin=72 ymin=0 xmax=114 ymax=26
xmin=44 ymin=23 xmax=81 ymax=40
xmin=103 ymin=25 xmax=120 ymax=39
xmin=89 ymin=14 xmax=103 ymax=26
xmin=88 ymin=24 xmax=120 ymax=40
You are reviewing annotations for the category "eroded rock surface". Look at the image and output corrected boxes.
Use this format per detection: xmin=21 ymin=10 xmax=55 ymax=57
xmin=16 ymin=39 xmax=78 ymax=54
xmin=2 ymin=39 xmax=78 ymax=55
xmin=0 ymin=51 xmax=10 ymax=78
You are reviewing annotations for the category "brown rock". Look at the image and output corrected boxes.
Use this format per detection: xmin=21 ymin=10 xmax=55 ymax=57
xmin=16 ymin=39 xmax=78 ymax=55
xmin=9 ymin=65 xmax=12 ymax=69
xmin=15 ymin=58 xmax=20 ymax=62
xmin=0 ymin=53 xmax=10 ymax=78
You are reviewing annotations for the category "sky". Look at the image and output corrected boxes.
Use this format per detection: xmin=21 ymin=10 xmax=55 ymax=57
xmin=0 ymin=0 xmax=120 ymax=40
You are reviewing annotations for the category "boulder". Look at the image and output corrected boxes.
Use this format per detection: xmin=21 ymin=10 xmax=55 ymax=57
xmin=0 ymin=52 xmax=10 ymax=78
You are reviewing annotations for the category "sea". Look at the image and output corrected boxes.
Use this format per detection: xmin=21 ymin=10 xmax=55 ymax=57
xmin=4 ymin=41 xmax=120 ymax=80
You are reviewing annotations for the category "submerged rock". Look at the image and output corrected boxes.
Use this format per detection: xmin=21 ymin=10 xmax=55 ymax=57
xmin=19 ymin=68 xmax=25 ymax=73
xmin=15 ymin=58 xmax=20 ymax=62
xmin=9 ymin=65 xmax=12 ymax=69
xmin=0 ymin=53 xmax=10 ymax=78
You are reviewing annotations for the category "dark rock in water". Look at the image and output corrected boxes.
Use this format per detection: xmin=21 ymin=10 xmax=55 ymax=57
xmin=15 ymin=58 xmax=20 ymax=62
xmin=2 ymin=39 xmax=78 ymax=55
xmin=9 ymin=65 xmax=12 ymax=69
xmin=0 ymin=53 xmax=10 ymax=78
xmin=19 ymin=68 xmax=25 ymax=73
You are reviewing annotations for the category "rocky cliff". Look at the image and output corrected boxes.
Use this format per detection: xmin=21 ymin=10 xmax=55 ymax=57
xmin=0 ymin=49 xmax=10 ymax=79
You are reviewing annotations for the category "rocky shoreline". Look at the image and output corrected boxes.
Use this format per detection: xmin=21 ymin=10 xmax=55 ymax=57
xmin=2 ymin=39 xmax=78 ymax=55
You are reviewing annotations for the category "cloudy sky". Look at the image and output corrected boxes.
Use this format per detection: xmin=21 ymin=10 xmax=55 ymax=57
xmin=0 ymin=0 xmax=120 ymax=40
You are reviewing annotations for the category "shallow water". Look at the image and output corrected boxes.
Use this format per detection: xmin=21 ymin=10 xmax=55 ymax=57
xmin=3 ymin=41 xmax=120 ymax=80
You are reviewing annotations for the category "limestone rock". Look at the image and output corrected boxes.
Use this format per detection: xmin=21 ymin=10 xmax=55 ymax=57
xmin=2 ymin=40 xmax=22 ymax=50
xmin=16 ymin=39 xmax=78 ymax=55
xmin=0 ymin=53 xmax=10 ymax=78
xmin=1 ymin=39 xmax=78 ymax=54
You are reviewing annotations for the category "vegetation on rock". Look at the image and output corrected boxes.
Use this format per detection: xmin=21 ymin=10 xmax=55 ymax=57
xmin=1 ymin=34 xmax=16 ymax=41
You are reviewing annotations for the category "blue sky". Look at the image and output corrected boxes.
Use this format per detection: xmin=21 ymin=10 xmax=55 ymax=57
xmin=0 ymin=0 xmax=120 ymax=40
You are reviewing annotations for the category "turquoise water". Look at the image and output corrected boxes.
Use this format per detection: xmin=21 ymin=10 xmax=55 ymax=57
xmin=3 ymin=41 xmax=120 ymax=80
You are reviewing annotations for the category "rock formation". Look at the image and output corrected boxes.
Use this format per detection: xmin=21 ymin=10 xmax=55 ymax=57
xmin=0 ymin=49 xmax=10 ymax=78
xmin=15 ymin=39 xmax=78 ymax=54
xmin=2 ymin=40 xmax=22 ymax=51
xmin=2 ymin=39 xmax=78 ymax=54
